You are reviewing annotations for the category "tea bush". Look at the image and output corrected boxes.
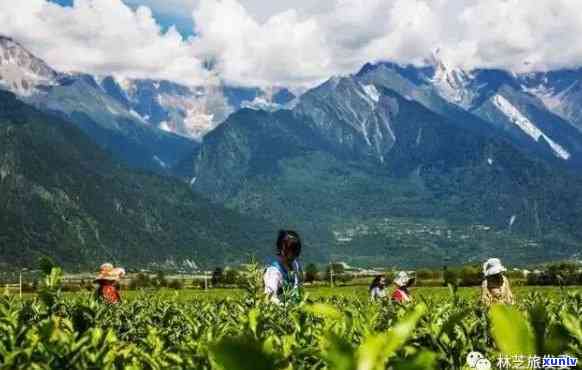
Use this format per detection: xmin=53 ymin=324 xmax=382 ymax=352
xmin=0 ymin=282 xmax=580 ymax=369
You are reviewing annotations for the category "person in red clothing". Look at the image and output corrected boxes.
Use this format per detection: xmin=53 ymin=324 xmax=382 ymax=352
xmin=391 ymin=271 xmax=415 ymax=304
xmin=94 ymin=263 xmax=125 ymax=304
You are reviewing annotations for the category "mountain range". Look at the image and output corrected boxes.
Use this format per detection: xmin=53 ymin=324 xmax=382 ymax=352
xmin=192 ymin=54 xmax=582 ymax=267
xmin=0 ymin=35 xmax=295 ymax=173
xmin=2 ymin=35 xmax=582 ymax=268
xmin=0 ymin=89 xmax=277 ymax=269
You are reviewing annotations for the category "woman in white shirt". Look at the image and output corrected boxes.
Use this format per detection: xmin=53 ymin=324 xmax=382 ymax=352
xmin=369 ymin=275 xmax=387 ymax=300
xmin=263 ymin=230 xmax=303 ymax=304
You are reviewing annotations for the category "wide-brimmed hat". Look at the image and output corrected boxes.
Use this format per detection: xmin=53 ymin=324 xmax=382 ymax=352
xmin=95 ymin=263 xmax=123 ymax=281
xmin=394 ymin=271 xmax=412 ymax=287
xmin=112 ymin=267 xmax=125 ymax=278
xmin=483 ymin=258 xmax=506 ymax=277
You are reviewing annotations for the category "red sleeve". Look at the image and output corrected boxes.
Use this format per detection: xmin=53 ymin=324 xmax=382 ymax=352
xmin=392 ymin=289 xmax=403 ymax=302
xmin=102 ymin=285 xmax=120 ymax=304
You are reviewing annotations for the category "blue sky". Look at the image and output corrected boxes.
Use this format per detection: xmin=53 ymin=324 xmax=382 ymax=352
xmin=49 ymin=0 xmax=195 ymax=36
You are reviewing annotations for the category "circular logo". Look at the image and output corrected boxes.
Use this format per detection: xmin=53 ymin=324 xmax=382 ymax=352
xmin=466 ymin=351 xmax=484 ymax=368
xmin=475 ymin=358 xmax=492 ymax=370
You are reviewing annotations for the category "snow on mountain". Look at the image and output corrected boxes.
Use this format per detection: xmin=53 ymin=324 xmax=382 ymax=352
xmin=520 ymin=78 xmax=566 ymax=113
xmin=87 ymin=76 xmax=227 ymax=140
xmin=295 ymin=76 xmax=396 ymax=161
xmin=492 ymin=94 xmax=570 ymax=160
xmin=362 ymin=84 xmax=380 ymax=103
xmin=90 ymin=76 xmax=295 ymax=141
xmin=357 ymin=58 xmax=582 ymax=165
xmin=153 ymin=155 xmax=168 ymax=168
xmin=112 ymin=75 xmax=135 ymax=97
xmin=0 ymin=35 xmax=58 ymax=96
xmin=153 ymin=86 xmax=231 ymax=140
xmin=520 ymin=71 xmax=582 ymax=133
xmin=241 ymin=96 xmax=284 ymax=111
xmin=0 ymin=35 xmax=295 ymax=143
xmin=428 ymin=51 xmax=477 ymax=109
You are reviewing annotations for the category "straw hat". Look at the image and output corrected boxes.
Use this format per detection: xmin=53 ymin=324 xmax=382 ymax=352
xmin=394 ymin=271 xmax=412 ymax=287
xmin=96 ymin=263 xmax=123 ymax=281
xmin=112 ymin=267 xmax=125 ymax=278
xmin=483 ymin=258 xmax=506 ymax=277
xmin=100 ymin=263 xmax=114 ymax=272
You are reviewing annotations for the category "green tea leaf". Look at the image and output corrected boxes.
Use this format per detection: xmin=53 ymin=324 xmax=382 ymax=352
xmin=211 ymin=336 xmax=278 ymax=370
xmin=324 ymin=333 xmax=357 ymax=370
xmin=248 ymin=308 xmax=259 ymax=336
xmin=393 ymin=350 xmax=437 ymax=370
xmin=304 ymin=303 xmax=343 ymax=321
xmin=489 ymin=304 xmax=535 ymax=355
xmin=560 ymin=312 xmax=582 ymax=343
xmin=356 ymin=303 xmax=427 ymax=370
xmin=384 ymin=303 xmax=427 ymax=356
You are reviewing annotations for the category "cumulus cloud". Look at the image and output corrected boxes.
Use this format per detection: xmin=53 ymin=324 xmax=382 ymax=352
xmin=191 ymin=0 xmax=332 ymax=86
xmin=3 ymin=0 xmax=582 ymax=88
xmin=128 ymin=0 xmax=332 ymax=23
xmin=0 ymin=0 xmax=211 ymax=85
xmin=191 ymin=0 xmax=582 ymax=86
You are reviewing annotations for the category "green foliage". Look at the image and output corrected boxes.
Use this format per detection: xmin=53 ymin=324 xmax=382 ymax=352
xmin=489 ymin=305 xmax=536 ymax=355
xmin=211 ymin=336 xmax=279 ymax=370
xmin=37 ymin=267 xmax=64 ymax=310
xmin=2 ymin=285 xmax=581 ymax=369
xmin=459 ymin=265 xmax=482 ymax=287
xmin=325 ymin=263 xmax=347 ymax=285
xmin=335 ymin=273 xmax=355 ymax=286
xmin=128 ymin=273 xmax=152 ymax=289
xmin=167 ymin=279 xmax=184 ymax=290
xmin=155 ymin=271 xmax=168 ymax=288
xmin=416 ymin=269 xmax=435 ymax=280
xmin=442 ymin=268 xmax=459 ymax=288
xmin=0 ymin=91 xmax=274 ymax=270
xmin=211 ymin=268 xmax=224 ymax=286
xmin=194 ymin=103 xmax=582 ymax=267
xmin=37 ymin=256 xmax=57 ymax=276
xmin=527 ymin=262 xmax=582 ymax=286
xmin=224 ymin=269 xmax=240 ymax=285
xmin=305 ymin=263 xmax=319 ymax=283
xmin=240 ymin=259 xmax=264 ymax=299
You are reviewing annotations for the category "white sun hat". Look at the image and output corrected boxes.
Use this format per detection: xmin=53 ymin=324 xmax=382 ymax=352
xmin=112 ymin=267 xmax=126 ymax=278
xmin=100 ymin=263 xmax=114 ymax=272
xmin=483 ymin=258 xmax=507 ymax=277
xmin=393 ymin=271 xmax=411 ymax=287
xmin=95 ymin=263 xmax=125 ymax=281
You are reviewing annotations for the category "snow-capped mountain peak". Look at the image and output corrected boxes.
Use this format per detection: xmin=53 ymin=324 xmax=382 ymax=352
xmin=428 ymin=49 xmax=476 ymax=109
xmin=0 ymin=35 xmax=58 ymax=96
xmin=0 ymin=35 xmax=295 ymax=142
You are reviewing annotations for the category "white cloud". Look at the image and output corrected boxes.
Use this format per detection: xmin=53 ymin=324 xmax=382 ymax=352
xmin=0 ymin=0 xmax=211 ymax=85
xmin=191 ymin=0 xmax=332 ymax=86
xmin=190 ymin=0 xmax=582 ymax=86
xmin=3 ymin=0 xmax=582 ymax=88
xmin=128 ymin=0 xmax=333 ymax=23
